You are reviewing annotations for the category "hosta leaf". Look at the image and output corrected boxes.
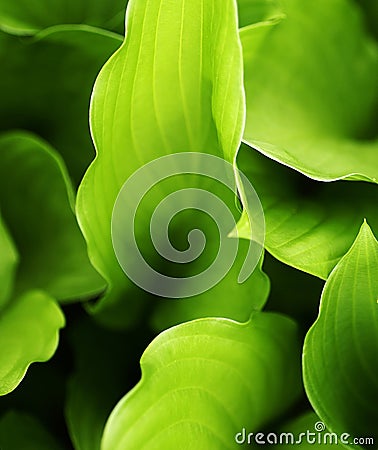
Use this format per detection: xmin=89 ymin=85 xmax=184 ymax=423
xmin=0 ymin=290 xmax=65 ymax=395
xmin=77 ymin=0 xmax=256 ymax=327
xmin=0 ymin=212 xmax=17 ymax=310
xmin=303 ymin=222 xmax=378 ymax=446
xmin=237 ymin=145 xmax=378 ymax=279
xmin=0 ymin=27 xmax=122 ymax=184
xmin=0 ymin=411 xmax=63 ymax=450
xmin=0 ymin=132 xmax=104 ymax=301
xmin=0 ymin=0 xmax=127 ymax=35
xmin=241 ymin=0 xmax=378 ymax=183
xmin=102 ymin=312 xmax=302 ymax=449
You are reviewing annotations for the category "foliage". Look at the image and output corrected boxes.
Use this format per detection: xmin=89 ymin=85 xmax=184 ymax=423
xmin=0 ymin=0 xmax=376 ymax=448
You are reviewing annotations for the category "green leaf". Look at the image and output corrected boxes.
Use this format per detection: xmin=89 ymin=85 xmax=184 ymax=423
xmin=0 ymin=411 xmax=63 ymax=450
xmin=102 ymin=312 xmax=302 ymax=449
xmin=0 ymin=0 xmax=127 ymax=35
xmin=0 ymin=211 xmax=17 ymax=310
xmin=241 ymin=0 xmax=378 ymax=183
xmin=303 ymin=222 xmax=378 ymax=446
xmin=0 ymin=290 xmax=65 ymax=395
xmin=0 ymin=27 xmax=122 ymax=184
xmin=0 ymin=132 xmax=104 ymax=302
xmin=77 ymin=0 xmax=250 ymax=327
xmin=237 ymin=145 xmax=378 ymax=279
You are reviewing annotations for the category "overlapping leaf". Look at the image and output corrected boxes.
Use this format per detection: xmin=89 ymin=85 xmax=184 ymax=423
xmin=0 ymin=290 xmax=65 ymax=395
xmin=233 ymin=0 xmax=378 ymax=278
xmin=241 ymin=0 xmax=378 ymax=183
xmin=102 ymin=312 xmax=301 ymax=449
xmin=237 ymin=145 xmax=378 ymax=279
xmin=76 ymin=0 xmax=265 ymax=328
xmin=0 ymin=132 xmax=104 ymax=301
xmin=0 ymin=27 xmax=121 ymax=184
xmin=303 ymin=222 xmax=378 ymax=446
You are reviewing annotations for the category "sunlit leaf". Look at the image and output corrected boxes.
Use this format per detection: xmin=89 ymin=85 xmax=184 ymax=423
xmin=303 ymin=222 xmax=378 ymax=446
xmin=77 ymin=0 xmax=255 ymax=328
xmin=0 ymin=132 xmax=104 ymax=301
xmin=102 ymin=312 xmax=302 ymax=449
xmin=0 ymin=290 xmax=65 ymax=395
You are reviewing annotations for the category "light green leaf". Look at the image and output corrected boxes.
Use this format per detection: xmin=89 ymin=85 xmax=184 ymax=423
xmin=0 ymin=0 xmax=127 ymax=35
xmin=0 ymin=212 xmax=17 ymax=310
xmin=102 ymin=312 xmax=302 ymax=450
xmin=77 ymin=0 xmax=251 ymax=327
xmin=241 ymin=0 xmax=378 ymax=183
xmin=0 ymin=411 xmax=64 ymax=450
xmin=303 ymin=222 xmax=378 ymax=446
xmin=0 ymin=27 xmax=122 ymax=184
xmin=237 ymin=145 xmax=378 ymax=279
xmin=0 ymin=132 xmax=104 ymax=302
xmin=0 ymin=290 xmax=65 ymax=395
